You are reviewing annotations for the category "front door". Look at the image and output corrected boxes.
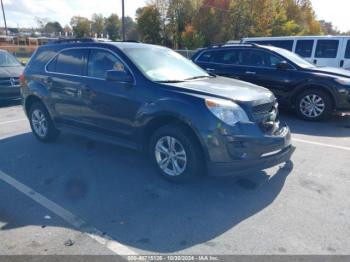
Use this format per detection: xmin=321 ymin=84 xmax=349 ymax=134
xmin=80 ymin=48 xmax=140 ymax=140
xmin=340 ymin=39 xmax=350 ymax=71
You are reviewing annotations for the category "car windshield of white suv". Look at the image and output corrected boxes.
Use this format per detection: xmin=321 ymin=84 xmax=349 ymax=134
xmin=270 ymin=46 xmax=316 ymax=69
xmin=123 ymin=46 xmax=210 ymax=82
xmin=0 ymin=52 xmax=21 ymax=67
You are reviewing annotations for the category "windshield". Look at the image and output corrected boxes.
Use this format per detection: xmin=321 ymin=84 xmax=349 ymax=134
xmin=0 ymin=51 xmax=21 ymax=67
xmin=122 ymin=46 xmax=210 ymax=82
xmin=269 ymin=46 xmax=316 ymax=68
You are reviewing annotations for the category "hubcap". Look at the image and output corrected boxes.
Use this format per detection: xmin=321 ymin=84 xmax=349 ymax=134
xmin=155 ymin=136 xmax=187 ymax=177
xmin=31 ymin=109 xmax=48 ymax=138
xmin=300 ymin=94 xmax=325 ymax=118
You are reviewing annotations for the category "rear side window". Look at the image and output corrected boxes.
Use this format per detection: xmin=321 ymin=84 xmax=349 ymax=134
xmin=213 ymin=49 xmax=242 ymax=65
xmin=49 ymin=49 xmax=88 ymax=76
xmin=242 ymin=50 xmax=285 ymax=68
xmin=196 ymin=51 xmax=214 ymax=62
xmin=88 ymin=49 xmax=125 ymax=79
xmin=249 ymin=40 xmax=294 ymax=51
xmin=345 ymin=40 xmax=350 ymax=59
xmin=295 ymin=40 xmax=314 ymax=58
xmin=315 ymin=40 xmax=339 ymax=58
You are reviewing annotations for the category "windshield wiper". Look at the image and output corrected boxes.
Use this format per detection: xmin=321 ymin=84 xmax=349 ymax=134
xmin=184 ymin=75 xmax=212 ymax=81
xmin=156 ymin=80 xmax=185 ymax=83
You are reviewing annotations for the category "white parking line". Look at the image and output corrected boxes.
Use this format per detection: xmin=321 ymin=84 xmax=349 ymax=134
xmin=0 ymin=170 xmax=138 ymax=256
xmin=293 ymin=138 xmax=350 ymax=152
xmin=0 ymin=118 xmax=27 ymax=125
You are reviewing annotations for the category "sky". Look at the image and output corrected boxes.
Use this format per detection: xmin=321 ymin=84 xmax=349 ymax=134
xmin=2 ymin=0 xmax=350 ymax=33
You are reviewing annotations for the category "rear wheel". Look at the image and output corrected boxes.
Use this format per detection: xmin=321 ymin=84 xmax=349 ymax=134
xmin=295 ymin=89 xmax=333 ymax=121
xmin=29 ymin=102 xmax=60 ymax=142
xmin=149 ymin=124 xmax=203 ymax=182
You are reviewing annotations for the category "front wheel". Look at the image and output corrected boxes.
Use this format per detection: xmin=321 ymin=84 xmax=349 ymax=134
xmin=149 ymin=124 xmax=203 ymax=182
xmin=295 ymin=89 xmax=333 ymax=121
xmin=29 ymin=102 xmax=60 ymax=142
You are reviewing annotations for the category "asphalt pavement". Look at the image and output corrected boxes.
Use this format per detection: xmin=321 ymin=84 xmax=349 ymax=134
xmin=0 ymin=101 xmax=349 ymax=256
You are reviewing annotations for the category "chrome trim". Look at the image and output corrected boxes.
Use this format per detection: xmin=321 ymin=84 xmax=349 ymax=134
xmin=44 ymin=46 xmax=136 ymax=85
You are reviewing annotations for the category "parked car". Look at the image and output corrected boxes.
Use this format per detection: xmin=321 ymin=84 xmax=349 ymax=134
xmin=0 ymin=50 xmax=24 ymax=102
xmin=192 ymin=43 xmax=350 ymax=121
xmin=21 ymin=39 xmax=294 ymax=182
xmin=241 ymin=36 xmax=350 ymax=70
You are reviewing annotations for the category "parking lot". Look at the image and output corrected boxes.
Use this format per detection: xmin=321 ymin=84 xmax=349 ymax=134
xmin=0 ymin=101 xmax=349 ymax=256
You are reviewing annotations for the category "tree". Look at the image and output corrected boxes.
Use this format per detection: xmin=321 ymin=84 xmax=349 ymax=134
xmin=70 ymin=16 xmax=91 ymax=37
xmin=105 ymin=14 xmax=121 ymax=41
xmin=91 ymin=14 xmax=105 ymax=37
xmin=43 ymin=21 xmax=63 ymax=35
xmin=136 ymin=5 xmax=162 ymax=44
xmin=181 ymin=24 xmax=205 ymax=49
xmin=166 ymin=0 xmax=194 ymax=48
xmin=119 ymin=16 xmax=139 ymax=41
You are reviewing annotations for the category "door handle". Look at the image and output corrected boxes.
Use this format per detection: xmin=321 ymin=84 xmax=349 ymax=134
xmin=313 ymin=59 xmax=317 ymax=64
xmin=245 ymin=71 xmax=256 ymax=75
xmin=340 ymin=60 xmax=344 ymax=67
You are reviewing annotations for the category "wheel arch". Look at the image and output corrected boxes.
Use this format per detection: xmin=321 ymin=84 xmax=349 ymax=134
xmin=141 ymin=114 xmax=209 ymax=161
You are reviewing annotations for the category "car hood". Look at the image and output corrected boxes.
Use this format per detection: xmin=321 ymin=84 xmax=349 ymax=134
xmin=165 ymin=76 xmax=275 ymax=106
xmin=307 ymin=66 xmax=350 ymax=78
xmin=0 ymin=66 xmax=24 ymax=78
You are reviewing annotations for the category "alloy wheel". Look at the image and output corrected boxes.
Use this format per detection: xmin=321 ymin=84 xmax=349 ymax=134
xmin=299 ymin=94 xmax=325 ymax=118
xmin=155 ymin=136 xmax=187 ymax=177
xmin=31 ymin=109 xmax=48 ymax=138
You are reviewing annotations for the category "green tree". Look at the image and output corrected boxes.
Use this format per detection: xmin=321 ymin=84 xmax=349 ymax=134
xmin=120 ymin=16 xmax=139 ymax=40
xmin=136 ymin=5 xmax=162 ymax=44
xmin=105 ymin=14 xmax=121 ymax=41
xmin=70 ymin=16 xmax=91 ymax=37
xmin=181 ymin=24 xmax=205 ymax=49
xmin=91 ymin=14 xmax=105 ymax=37
xmin=43 ymin=21 xmax=63 ymax=35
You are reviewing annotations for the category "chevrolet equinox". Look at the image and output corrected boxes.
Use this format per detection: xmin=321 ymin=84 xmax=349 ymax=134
xmin=21 ymin=39 xmax=294 ymax=182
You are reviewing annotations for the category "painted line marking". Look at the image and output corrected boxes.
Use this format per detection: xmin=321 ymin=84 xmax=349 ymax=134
xmin=293 ymin=138 xmax=350 ymax=152
xmin=0 ymin=118 xmax=27 ymax=125
xmin=0 ymin=170 xmax=138 ymax=255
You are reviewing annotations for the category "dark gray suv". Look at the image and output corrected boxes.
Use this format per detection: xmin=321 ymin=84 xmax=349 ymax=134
xmin=21 ymin=39 xmax=294 ymax=182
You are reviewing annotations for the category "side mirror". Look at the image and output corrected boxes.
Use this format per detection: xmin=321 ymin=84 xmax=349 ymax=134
xmin=276 ymin=61 xmax=289 ymax=70
xmin=106 ymin=70 xmax=133 ymax=83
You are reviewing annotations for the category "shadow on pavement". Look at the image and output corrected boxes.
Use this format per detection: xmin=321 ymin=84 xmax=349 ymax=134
xmin=0 ymin=132 xmax=293 ymax=253
xmin=0 ymin=100 xmax=21 ymax=108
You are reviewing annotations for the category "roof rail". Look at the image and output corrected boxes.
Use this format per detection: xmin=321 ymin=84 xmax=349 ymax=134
xmin=206 ymin=42 xmax=259 ymax=48
xmin=51 ymin=38 xmax=98 ymax=44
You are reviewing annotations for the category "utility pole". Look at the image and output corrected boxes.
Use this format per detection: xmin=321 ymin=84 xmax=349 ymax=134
xmin=122 ymin=0 xmax=125 ymax=41
xmin=1 ymin=0 xmax=8 ymax=36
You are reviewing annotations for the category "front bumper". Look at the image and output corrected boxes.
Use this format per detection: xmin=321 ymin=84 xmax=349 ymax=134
xmin=205 ymin=124 xmax=295 ymax=176
xmin=0 ymin=85 xmax=21 ymax=101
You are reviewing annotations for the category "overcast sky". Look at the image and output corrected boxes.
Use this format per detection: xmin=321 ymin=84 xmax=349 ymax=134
xmin=2 ymin=0 xmax=350 ymax=33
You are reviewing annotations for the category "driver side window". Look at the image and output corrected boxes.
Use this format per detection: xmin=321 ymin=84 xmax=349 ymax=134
xmin=88 ymin=49 xmax=126 ymax=79
xmin=244 ymin=50 xmax=289 ymax=69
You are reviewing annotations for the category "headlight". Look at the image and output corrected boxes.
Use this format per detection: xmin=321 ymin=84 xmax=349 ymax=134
xmin=335 ymin=77 xmax=350 ymax=86
xmin=205 ymin=98 xmax=249 ymax=125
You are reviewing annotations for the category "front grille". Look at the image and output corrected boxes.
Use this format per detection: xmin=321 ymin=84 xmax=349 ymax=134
xmin=0 ymin=77 xmax=20 ymax=87
xmin=251 ymin=100 xmax=279 ymax=134
xmin=252 ymin=101 xmax=276 ymax=115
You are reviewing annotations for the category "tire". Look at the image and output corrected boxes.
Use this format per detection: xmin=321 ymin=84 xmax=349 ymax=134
xmin=149 ymin=124 xmax=204 ymax=183
xmin=29 ymin=102 xmax=60 ymax=142
xmin=295 ymin=89 xmax=333 ymax=121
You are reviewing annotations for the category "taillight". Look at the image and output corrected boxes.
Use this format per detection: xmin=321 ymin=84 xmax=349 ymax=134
xmin=19 ymin=73 xmax=25 ymax=85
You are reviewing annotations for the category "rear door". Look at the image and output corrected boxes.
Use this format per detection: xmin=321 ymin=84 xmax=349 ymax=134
xmin=45 ymin=48 xmax=89 ymax=126
xmin=340 ymin=39 xmax=350 ymax=70
xmin=313 ymin=39 xmax=342 ymax=67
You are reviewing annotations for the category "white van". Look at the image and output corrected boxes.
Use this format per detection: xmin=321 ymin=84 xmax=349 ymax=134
xmin=241 ymin=36 xmax=350 ymax=70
